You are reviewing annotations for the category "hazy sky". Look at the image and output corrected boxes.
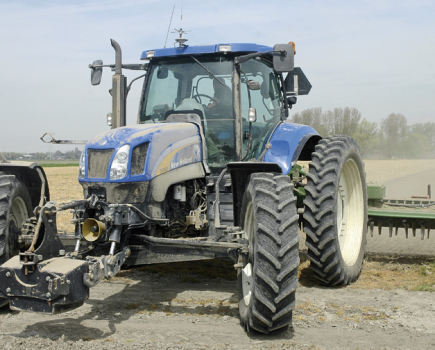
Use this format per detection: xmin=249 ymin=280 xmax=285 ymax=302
xmin=0 ymin=0 xmax=434 ymax=153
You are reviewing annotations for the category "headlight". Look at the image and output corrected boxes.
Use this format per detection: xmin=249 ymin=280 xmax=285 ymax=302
xmin=79 ymin=151 xmax=85 ymax=179
xmin=110 ymin=144 xmax=130 ymax=180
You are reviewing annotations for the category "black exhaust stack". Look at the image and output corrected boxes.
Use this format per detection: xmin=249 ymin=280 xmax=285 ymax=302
xmin=110 ymin=39 xmax=126 ymax=128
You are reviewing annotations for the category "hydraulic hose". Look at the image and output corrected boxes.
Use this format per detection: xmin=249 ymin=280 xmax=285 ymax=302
xmin=26 ymin=168 xmax=47 ymax=253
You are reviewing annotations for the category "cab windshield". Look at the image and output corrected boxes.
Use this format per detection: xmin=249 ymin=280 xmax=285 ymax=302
xmin=140 ymin=55 xmax=235 ymax=165
xmin=140 ymin=56 xmax=233 ymax=122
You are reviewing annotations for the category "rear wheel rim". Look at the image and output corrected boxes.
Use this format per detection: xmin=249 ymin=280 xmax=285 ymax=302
xmin=9 ymin=196 xmax=28 ymax=229
xmin=8 ymin=196 xmax=28 ymax=256
xmin=242 ymin=201 xmax=255 ymax=306
xmin=337 ymin=158 xmax=364 ymax=266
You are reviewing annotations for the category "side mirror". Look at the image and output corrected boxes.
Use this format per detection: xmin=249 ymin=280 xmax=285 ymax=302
xmin=273 ymin=44 xmax=294 ymax=73
xmin=90 ymin=60 xmax=103 ymax=85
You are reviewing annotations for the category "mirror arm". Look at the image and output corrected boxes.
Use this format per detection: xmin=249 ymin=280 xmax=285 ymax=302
xmin=89 ymin=63 xmax=147 ymax=71
xmin=236 ymin=52 xmax=261 ymax=64
xmin=236 ymin=50 xmax=285 ymax=65
xmin=89 ymin=63 xmax=114 ymax=69
xmin=126 ymin=73 xmax=146 ymax=95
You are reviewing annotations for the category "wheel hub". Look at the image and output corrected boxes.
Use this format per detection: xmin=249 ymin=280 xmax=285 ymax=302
xmin=241 ymin=263 xmax=254 ymax=305
xmin=7 ymin=196 xmax=29 ymax=257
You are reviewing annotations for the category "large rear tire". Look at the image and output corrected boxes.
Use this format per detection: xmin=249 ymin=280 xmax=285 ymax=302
xmin=0 ymin=174 xmax=33 ymax=264
xmin=238 ymin=173 xmax=299 ymax=333
xmin=303 ymin=136 xmax=367 ymax=286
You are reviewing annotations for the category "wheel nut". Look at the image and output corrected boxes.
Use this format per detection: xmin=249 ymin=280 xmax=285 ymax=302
xmin=46 ymin=293 xmax=51 ymax=298
xmin=46 ymin=276 xmax=51 ymax=281
xmin=6 ymin=288 xmax=11 ymax=293
xmin=5 ymin=272 xmax=11 ymax=277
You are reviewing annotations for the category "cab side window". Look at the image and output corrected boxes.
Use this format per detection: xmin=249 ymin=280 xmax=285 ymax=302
xmin=240 ymin=59 xmax=282 ymax=159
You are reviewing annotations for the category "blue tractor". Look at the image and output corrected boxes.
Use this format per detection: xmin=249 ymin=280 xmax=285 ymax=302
xmin=0 ymin=35 xmax=367 ymax=334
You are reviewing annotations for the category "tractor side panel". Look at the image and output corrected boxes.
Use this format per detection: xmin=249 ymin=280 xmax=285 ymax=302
xmin=263 ymin=122 xmax=320 ymax=174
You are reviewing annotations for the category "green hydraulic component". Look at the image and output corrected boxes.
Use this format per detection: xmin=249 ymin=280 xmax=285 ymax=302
xmin=289 ymin=164 xmax=307 ymax=209
xmin=367 ymin=184 xmax=435 ymax=240
xmin=289 ymin=166 xmax=435 ymax=240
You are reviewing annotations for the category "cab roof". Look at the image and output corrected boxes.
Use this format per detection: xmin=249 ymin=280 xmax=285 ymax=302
xmin=141 ymin=43 xmax=273 ymax=60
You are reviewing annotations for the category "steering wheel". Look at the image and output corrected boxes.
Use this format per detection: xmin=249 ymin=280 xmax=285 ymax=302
xmin=192 ymin=94 xmax=215 ymax=105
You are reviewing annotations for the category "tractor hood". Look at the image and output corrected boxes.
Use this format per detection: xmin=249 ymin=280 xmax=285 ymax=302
xmin=79 ymin=122 xmax=202 ymax=183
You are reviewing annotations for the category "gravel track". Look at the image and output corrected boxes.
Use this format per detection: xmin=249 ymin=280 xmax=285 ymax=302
xmin=1 ymin=265 xmax=434 ymax=350
xmin=1 ymin=161 xmax=434 ymax=349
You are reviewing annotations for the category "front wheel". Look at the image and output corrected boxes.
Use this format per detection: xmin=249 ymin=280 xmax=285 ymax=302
xmin=303 ymin=136 xmax=367 ymax=286
xmin=238 ymin=173 xmax=300 ymax=334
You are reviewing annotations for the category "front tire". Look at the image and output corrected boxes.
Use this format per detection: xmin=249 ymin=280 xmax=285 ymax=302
xmin=238 ymin=173 xmax=300 ymax=333
xmin=303 ymin=136 xmax=367 ymax=286
xmin=0 ymin=174 xmax=33 ymax=264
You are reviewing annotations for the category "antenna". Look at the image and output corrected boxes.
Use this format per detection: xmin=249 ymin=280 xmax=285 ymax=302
xmin=172 ymin=28 xmax=189 ymax=47
xmin=172 ymin=5 xmax=190 ymax=48
xmin=164 ymin=5 xmax=175 ymax=48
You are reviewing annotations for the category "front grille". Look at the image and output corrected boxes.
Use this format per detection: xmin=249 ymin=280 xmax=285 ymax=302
xmin=131 ymin=143 xmax=149 ymax=175
xmin=88 ymin=149 xmax=114 ymax=178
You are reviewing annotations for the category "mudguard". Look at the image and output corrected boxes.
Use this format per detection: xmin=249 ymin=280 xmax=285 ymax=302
xmin=263 ymin=122 xmax=321 ymax=174
xmin=0 ymin=161 xmax=50 ymax=207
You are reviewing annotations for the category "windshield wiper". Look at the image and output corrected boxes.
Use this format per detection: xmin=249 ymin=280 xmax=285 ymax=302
xmin=189 ymin=55 xmax=226 ymax=87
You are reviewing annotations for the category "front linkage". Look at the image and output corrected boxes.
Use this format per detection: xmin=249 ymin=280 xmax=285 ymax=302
xmin=0 ymin=195 xmax=130 ymax=313
xmin=0 ymin=193 xmax=247 ymax=313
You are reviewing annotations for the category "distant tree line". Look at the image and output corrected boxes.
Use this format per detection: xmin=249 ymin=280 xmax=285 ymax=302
xmin=3 ymin=148 xmax=81 ymax=161
xmin=3 ymin=110 xmax=435 ymax=160
xmin=291 ymin=107 xmax=435 ymax=159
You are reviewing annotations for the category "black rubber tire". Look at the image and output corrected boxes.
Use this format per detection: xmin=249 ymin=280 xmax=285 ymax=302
xmin=238 ymin=173 xmax=299 ymax=334
xmin=303 ymin=136 xmax=367 ymax=286
xmin=0 ymin=174 xmax=33 ymax=264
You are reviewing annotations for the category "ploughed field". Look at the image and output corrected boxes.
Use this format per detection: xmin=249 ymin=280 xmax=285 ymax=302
xmin=0 ymin=160 xmax=433 ymax=349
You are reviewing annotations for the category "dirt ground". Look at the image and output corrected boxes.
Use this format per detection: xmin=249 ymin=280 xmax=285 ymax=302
xmin=0 ymin=160 xmax=434 ymax=349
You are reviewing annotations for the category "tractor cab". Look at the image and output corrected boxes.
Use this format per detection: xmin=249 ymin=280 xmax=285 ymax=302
xmin=138 ymin=44 xmax=293 ymax=170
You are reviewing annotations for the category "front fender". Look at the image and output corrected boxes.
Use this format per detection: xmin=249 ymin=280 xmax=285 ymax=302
xmin=263 ymin=122 xmax=321 ymax=174
xmin=0 ymin=161 xmax=50 ymax=207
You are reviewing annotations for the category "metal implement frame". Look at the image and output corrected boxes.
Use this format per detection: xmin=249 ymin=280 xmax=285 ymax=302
xmin=367 ymin=185 xmax=435 ymax=240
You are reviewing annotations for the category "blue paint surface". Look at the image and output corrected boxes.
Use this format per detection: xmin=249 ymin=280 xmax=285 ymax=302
xmin=80 ymin=123 xmax=202 ymax=183
xmin=141 ymin=43 xmax=272 ymax=60
xmin=264 ymin=122 xmax=319 ymax=174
